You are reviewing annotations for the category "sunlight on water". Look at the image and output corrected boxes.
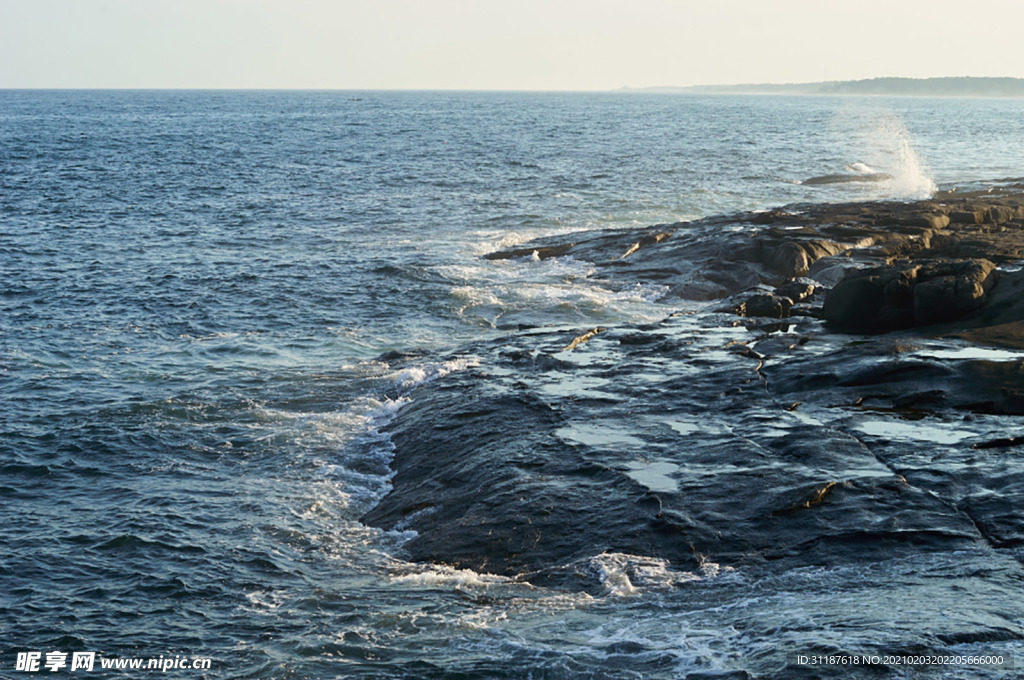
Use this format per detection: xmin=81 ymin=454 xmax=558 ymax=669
xmin=854 ymin=417 xmax=977 ymax=444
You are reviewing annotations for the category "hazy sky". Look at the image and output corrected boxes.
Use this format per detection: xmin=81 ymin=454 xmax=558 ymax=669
xmin=2 ymin=0 xmax=1024 ymax=90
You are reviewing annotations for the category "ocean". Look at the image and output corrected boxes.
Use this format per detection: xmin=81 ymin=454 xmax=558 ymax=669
xmin=3 ymin=90 xmax=1024 ymax=678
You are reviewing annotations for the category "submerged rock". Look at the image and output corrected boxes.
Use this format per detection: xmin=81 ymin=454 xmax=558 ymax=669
xmin=802 ymin=172 xmax=894 ymax=185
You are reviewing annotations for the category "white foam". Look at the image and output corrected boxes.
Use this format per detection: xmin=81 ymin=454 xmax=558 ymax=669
xmin=587 ymin=553 xmax=715 ymax=597
xmin=362 ymin=395 xmax=411 ymax=420
xmin=845 ymin=161 xmax=876 ymax=174
xmin=389 ymin=563 xmax=515 ymax=588
xmin=242 ymin=387 xmax=418 ymax=529
xmin=386 ymin=366 xmax=430 ymax=389
xmin=385 ymin=356 xmax=480 ymax=391
xmin=465 ymin=222 xmax=606 ymax=257
xmin=294 ymin=496 xmax=349 ymax=520
xmin=242 ymin=589 xmax=288 ymax=612
xmin=511 ymin=280 xmax=669 ymax=308
xmin=475 ymin=231 xmax=528 ymax=255
xmin=450 ymin=277 xmax=670 ymax=328
xmin=255 ymin=394 xmax=409 ymax=442
xmin=451 ymin=285 xmax=503 ymax=306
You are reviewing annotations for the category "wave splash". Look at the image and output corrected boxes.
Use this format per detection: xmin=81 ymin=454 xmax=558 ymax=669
xmin=832 ymin=106 xmax=938 ymax=199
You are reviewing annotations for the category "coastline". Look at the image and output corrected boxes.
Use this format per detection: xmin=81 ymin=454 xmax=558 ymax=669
xmin=622 ymin=76 xmax=1024 ymax=98
xmin=364 ymin=189 xmax=1024 ymax=590
xmin=7 ymin=88 xmax=1023 ymax=679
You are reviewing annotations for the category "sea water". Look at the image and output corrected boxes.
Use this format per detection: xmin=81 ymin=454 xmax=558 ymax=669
xmin=3 ymin=91 xmax=1024 ymax=678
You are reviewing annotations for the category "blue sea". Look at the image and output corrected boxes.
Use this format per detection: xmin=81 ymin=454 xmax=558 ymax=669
xmin=3 ymin=90 xmax=1024 ymax=678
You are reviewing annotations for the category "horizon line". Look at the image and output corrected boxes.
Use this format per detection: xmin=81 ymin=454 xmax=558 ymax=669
xmin=4 ymin=75 xmax=1024 ymax=94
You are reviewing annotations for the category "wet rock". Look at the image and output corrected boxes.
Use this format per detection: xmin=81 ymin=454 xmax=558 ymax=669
xmin=820 ymin=263 xmax=921 ymax=333
xmin=481 ymin=191 xmax=1024 ymax=309
xmin=361 ymin=370 xmax=704 ymax=585
xmin=924 ymin=217 xmax=1024 ymax=263
xmin=364 ymin=316 xmax=1003 ymax=591
xmin=765 ymin=338 xmax=1024 ymax=416
xmin=914 ymin=259 xmax=997 ymax=325
xmin=951 ymin=209 xmax=987 ymax=224
xmin=483 ymin=242 xmax=577 ymax=260
xmin=738 ymin=294 xmax=793 ymax=319
xmin=971 ymin=436 xmax=1024 ymax=449
xmin=822 ymin=259 xmax=996 ymax=333
xmin=749 ymin=208 xmax=795 ymax=224
xmin=682 ymin=671 xmax=754 ymax=680
xmin=750 ymin=235 xmax=849 ymax=279
xmin=620 ymin=231 xmax=672 ymax=258
xmin=364 ymin=190 xmax=1024 ymax=595
xmin=803 ymin=172 xmax=894 ymax=185
xmin=775 ymin=279 xmax=816 ymax=303
xmin=960 ymin=492 xmax=1024 ymax=547
xmin=894 ymin=212 xmax=950 ymax=230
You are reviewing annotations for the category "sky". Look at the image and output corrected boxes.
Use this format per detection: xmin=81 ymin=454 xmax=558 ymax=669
xmin=2 ymin=0 xmax=1024 ymax=90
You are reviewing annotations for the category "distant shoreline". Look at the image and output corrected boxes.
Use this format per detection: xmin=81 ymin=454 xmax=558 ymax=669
xmin=3 ymin=78 xmax=1023 ymax=96
xmin=621 ymin=77 xmax=1024 ymax=98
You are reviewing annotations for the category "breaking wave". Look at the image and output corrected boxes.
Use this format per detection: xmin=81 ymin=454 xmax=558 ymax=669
xmin=830 ymin=105 xmax=938 ymax=199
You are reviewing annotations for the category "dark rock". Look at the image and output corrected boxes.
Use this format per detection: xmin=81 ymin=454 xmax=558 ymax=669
xmin=750 ymin=208 xmax=794 ymax=224
xmin=893 ymin=212 xmax=950 ymax=229
xmin=972 ymin=436 xmax=1024 ymax=449
xmin=620 ymin=231 xmax=672 ymax=258
xmin=766 ymin=341 xmax=1024 ymax=416
xmin=364 ymin=318 xmax=996 ymax=591
xmin=376 ymin=348 xmax=431 ymax=363
xmin=364 ymin=191 xmax=1024 ymax=599
xmin=682 ymin=672 xmax=754 ymax=680
xmin=951 ymin=209 xmax=985 ymax=224
xmin=738 ymin=294 xmax=793 ymax=319
xmin=960 ymin=492 xmax=1024 ymax=547
xmin=985 ymin=205 xmax=1022 ymax=224
xmin=360 ymin=371 xmax=705 ymax=585
xmin=913 ymin=259 xmax=996 ymax=325
xmin=821 ymin=263 xmax=920 ymax=333
xmin=775 ymin=280 xmax=816 ymax=303
xmin=803 ymin=172 xmax=893 ymax=185
xmin=822 ymin=259 xmax=996 ymax=333
xmin=761 ymin=238 xmax=848 ymax=278
xmin=483 ymin=242 xmax=577 ymax=260
xmin=479 ymin=191 xmax=1024 ymax=311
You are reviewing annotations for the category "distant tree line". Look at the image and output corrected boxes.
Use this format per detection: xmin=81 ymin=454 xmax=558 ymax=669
xmin=626 ymin=77 xmax=1024 ymax=97
xmin=820 ymin=77 xmax=1024 ymax=96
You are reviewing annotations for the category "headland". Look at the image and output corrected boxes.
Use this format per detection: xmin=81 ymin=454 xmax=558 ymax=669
xmin=364 ymin=187 xmax=1024 ymax=598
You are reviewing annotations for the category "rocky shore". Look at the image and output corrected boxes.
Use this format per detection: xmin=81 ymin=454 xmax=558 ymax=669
xmin=363 ymin=190 xmax=1024 ymax=608
xmin=486 ymin=187 xmax=1024 ymax=343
